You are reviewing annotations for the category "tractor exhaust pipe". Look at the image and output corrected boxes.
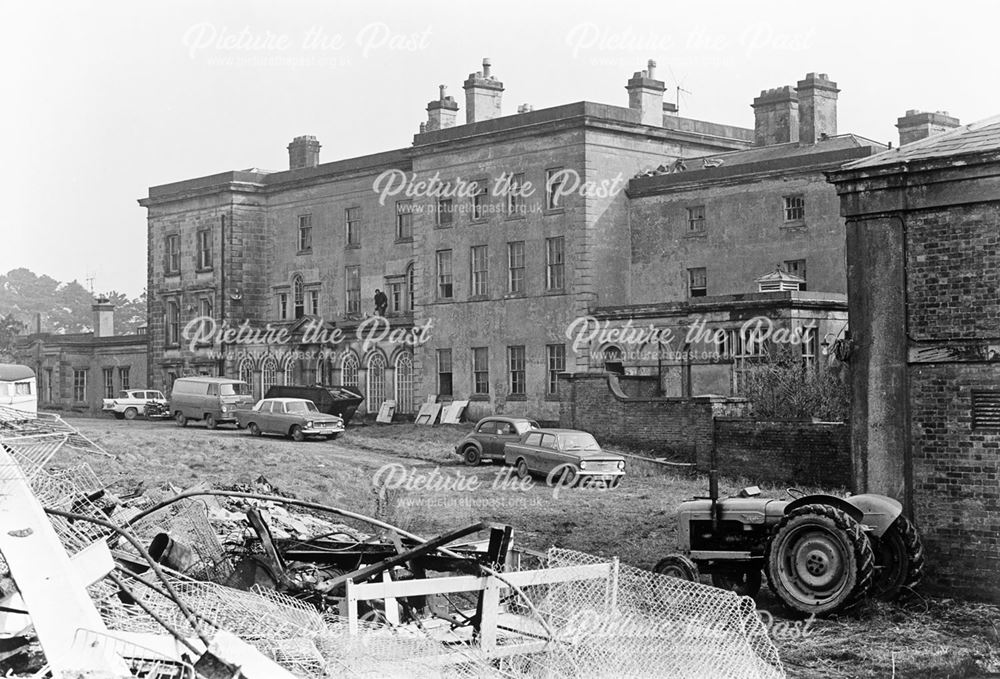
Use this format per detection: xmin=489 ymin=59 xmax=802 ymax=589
xmin=709 ymin=444 xmax=720 ymax=531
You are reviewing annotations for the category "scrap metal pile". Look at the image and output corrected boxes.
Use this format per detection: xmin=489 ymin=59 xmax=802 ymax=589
xmin=0 ymin=410 xmax=786 ymax=678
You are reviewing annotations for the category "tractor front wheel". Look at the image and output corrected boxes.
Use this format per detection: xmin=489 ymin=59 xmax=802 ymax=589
xmin=765 ymin=503 xmax=874 ymax=615
xmin=870 ymin=515 xmax=924 ymax=600
xmin=652 ymin=555 xmax=699 ymax=582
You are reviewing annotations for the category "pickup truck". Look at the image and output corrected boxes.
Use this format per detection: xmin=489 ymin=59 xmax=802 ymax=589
xmin=102 ymin=390 xmax=169 ymax=420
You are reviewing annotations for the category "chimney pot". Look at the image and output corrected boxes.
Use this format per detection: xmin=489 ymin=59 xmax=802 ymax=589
xmin=483 ymin=58 xmax=492 ymax=77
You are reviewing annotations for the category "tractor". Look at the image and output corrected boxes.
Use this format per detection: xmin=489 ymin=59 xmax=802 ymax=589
xmin=654 ymin=461 xmax=924 ymax=615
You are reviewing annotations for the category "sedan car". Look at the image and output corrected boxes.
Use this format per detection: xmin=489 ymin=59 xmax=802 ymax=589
xmin=235 ymin=398 xmax=345 ymax=441
xmin=503 ymin=428 xmax=625 ymax=487
xmin=102 ymin=390 xmax=169 ymax=420
xmin=454 ymin=416 xmax=540 ymax=466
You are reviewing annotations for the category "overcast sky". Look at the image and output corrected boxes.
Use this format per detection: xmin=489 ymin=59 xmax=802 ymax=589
xmin=2 ymin=0 xmax=996 ymax=298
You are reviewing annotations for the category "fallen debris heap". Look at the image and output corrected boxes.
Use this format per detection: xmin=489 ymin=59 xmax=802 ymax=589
xmin=0 ymin=411 xmax=785 ymax=678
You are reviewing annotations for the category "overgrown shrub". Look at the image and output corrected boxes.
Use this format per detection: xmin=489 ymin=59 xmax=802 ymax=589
xmin=741 ymin=345 xmax=849 ymax=421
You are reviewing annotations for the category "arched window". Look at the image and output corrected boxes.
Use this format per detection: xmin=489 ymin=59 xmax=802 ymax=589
xmin=405 ymin=262 xmax=414 ymax=312
xmin=260 ymin=355 xmax=278 ymax=396
xmin=282 ymin=356 xmax=294 ymax=386
xmin=394 ymin=351 xmax=414 ymax=414
xmin=293 ymin=275 xmax=304 ymax=319
xmin=367 ymin=353 xmax=386 ymax=412
xmin=602 ymin=345 xmax=624 ymax=374
xmin=341 ymin=352 xmax=359 ymax=388
xmin=238 ymin=356 xmax=255 ymax=396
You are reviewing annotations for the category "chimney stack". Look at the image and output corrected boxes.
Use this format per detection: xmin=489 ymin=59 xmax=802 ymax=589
xmin=896 ymin=109 xmax=961 ymax=146
xmin=626 ymin=59 xmax=666 ymax=126
xmin=287 ymin=135 xmax=321 ymax=169
xmin=92 ymin=296 xmax=114 ymax=338
xmin=426 ymin=85 xmax=459 ymax=131
xmin=463 ymin=58 xmax=504 ymax=124
xmin=751 ymin=86 xmax=799 ymax=146
xmin=796 ymin=73 xmax=839 ymax=144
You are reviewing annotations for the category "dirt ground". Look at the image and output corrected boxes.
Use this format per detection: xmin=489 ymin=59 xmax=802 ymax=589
xmin=56 ymin=417 xmax=1000 ymax=678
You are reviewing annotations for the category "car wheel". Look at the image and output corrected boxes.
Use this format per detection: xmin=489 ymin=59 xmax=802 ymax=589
xmin=248 ymin=423 xmax=261 ymax=437
xmin=290 ymin=425 xmax=305 ymax=442
xmin=462 ymin=445 xmax=482 ymax=466
xmin=175 ymin=412 xmax=187 ymax=427
xmin=113 ymin=412 xmax=125 ymax=420
xmin=516 ymin=459 xmax=530 ymax=480
xmin=123 ymin=407 xmax=138 ymax=421
xmin=205 ymin=414 xmax=217 ymax=430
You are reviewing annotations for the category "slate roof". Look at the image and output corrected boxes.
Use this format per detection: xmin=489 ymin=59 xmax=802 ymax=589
xmin=843 ymin=115 xmax=1000 ymax=170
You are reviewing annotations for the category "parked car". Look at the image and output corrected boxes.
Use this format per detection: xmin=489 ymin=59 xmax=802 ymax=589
xmin=264 ymin=384 xmax=364 ymax=423
xmin=503 ymin=428 xmax=626 ymax=487
xmin=102 ymin=389 xmax=169 ymax=420
xmin=170 ymin=376 xmax=254 ymax=429
xmin=454 ymin=416 xmax=540 ymax=466
xmin=235 ymin=397 xmax=345 ymax=441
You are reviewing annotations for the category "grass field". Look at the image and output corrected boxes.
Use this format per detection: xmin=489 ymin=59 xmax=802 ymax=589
xmin=58 ymin=418 xmax=1000 ymax=678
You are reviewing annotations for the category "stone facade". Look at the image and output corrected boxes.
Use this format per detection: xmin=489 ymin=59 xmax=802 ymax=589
xmin=828 ymin=116 xmax=1000 ymax=601
xmin=140 ymin=62 xmax=755 ymax=421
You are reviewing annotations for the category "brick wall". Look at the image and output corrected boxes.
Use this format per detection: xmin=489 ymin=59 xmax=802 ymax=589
xmin=712 ymin=418 xmax=851 ymax=486
xmin=559 ymin=372 xmax=745 ymax=459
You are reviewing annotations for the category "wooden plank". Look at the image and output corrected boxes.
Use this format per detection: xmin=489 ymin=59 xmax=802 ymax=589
xmin=381 ymin=570 xmax=400 ymax=626
xmin=479 ymin=578 xmax=501 ymax=652
xmin=0 ymin=449 xmax=118 ymax=675
xmin=376 ymin=400 xmax=396 ymax=424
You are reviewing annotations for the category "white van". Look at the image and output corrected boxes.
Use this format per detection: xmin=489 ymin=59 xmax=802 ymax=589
xmin=170 ymin=376 xmax=253 ymax=429
xmin=0 ymin=364 xmax=37 ymax=416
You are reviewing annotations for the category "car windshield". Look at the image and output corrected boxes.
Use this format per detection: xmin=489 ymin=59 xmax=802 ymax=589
xmin=221 ymin=383 xmax=251 ymax=396
xmin=514 ymin=421 xmax=540 ymax=434
xmin=285 ymin=401 xmax=318 ymax=413
xmin=559 ymin=433 xmax=600 ymax=451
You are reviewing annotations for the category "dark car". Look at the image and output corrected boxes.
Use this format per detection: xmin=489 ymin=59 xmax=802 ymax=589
xmin=503 ymin=428 xmax=625 ymax=487
xmin=264 ymin=385 xmax=364 ymax=423
xmin=454 ymin=416 xmax=540 ymax=466
xmin=235 ymin=398 xmax=345 ymax=441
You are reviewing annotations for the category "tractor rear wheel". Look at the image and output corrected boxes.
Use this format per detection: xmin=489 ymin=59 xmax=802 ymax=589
xmin=712 ymin=568 xmax=763 ymax=597
xmin=870 ymin=515 xmax=924 ymax=600
xmin=765 ymin=503 xmax=874 ymax=615
xmin=652 ymin=555 xmax=699 ymax=582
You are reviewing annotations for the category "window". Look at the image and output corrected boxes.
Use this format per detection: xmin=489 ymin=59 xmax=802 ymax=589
xmin=546 ymin=168 xmax=565 ymax=210
xmin=197 ymin=228 xmax=213 ymax=269
xmin=470 ymin=245 xmax=488 ymax=297
xmin=165 ymin=234 xmax=180 ymax=274
xmin=508 ymin=346 xmax=525 ymax=396
xmin=783 ymin=195 xmax=805 ymax=222
xmin=436 ymin=196 xmax=454 ymax=227
xmin=293 ymin=276 xmax=305 ymax=319
xmin=367 ymin=353 xmax=386 ymax=412
xmin=472 ymin=347 xmax=489 ymax=395
xmin=784 ymin=259 xmax=807 ymax=290
xmin=388 ymin=281 xmax=404 ymax=313
xmin=395 ymin=200 xmax=413 ymax=240
xmin=298 ymin=215 xmax=313 ymax=252
xmin=524 ymin=432 xmax=542 ymax=447
xmin=688 ymin=267 xmax=707 ymax=297
xmin=507 ymin=241 xmax=524 ymax=294
xmin=199 ymin=297 xmax=212 ymax=319
xmin=73 ymin=369 xmax=87 ymax=402
xmin=261 ymin=356 xmax=278 ymax=396
xmin=238 ymin=357 xmax=254 ymax=396
xmin=406 ymin=263 xmax=414 ymax=310
xmin=103 ymin=368 xmax=114 ymax=399
xmin=436 ymin=250 xmax=453 ymax=299
xmin=119 ymin=366 xmax=130 ymax=391
xmin=278 ymin=293 xmax=288 ymax=320
xmin=545 ymin=236 xmax=565 ymax=291
xmin=341 ymin=352 xmax=359 ymax=387
xmin=395 ymin=352 xmax=414 ymax=414
xmin=546 ymin=344 xmax=565 ymax=395
xmin=437 ymin=349 xmax=453 ymax=396
xmin=972 ymin=391 xmax=1000 ymax=429
xmin=309 ymin=289 xmax=319 ymax=316
xmin=505 ymin=173 xmax=525 ymax=216
xmin=687 ymin=206 xmax=706 ymax=233
xmin=345 ymin=266 xmax=361 ymax=314
xmin=345 ymin=207 xmax=361 ymax=246
xmin=471 ymin=180 xmax=488 ymax=220
xmin=802 ymin=326 xmax=818 ymax=370
xmin=165 ymin=300 xmax=179 ymax=346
